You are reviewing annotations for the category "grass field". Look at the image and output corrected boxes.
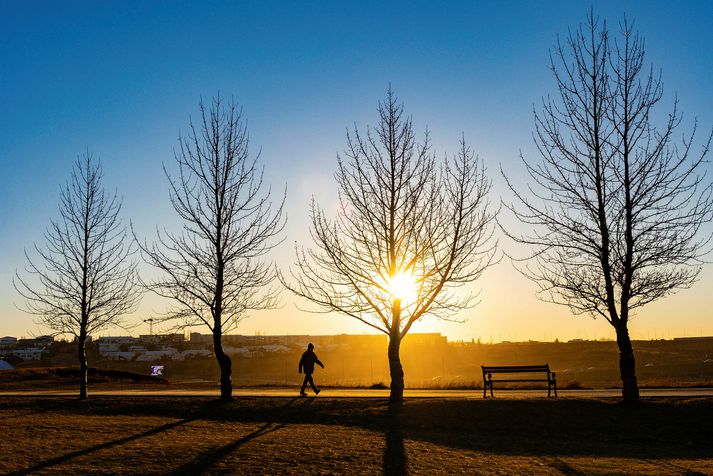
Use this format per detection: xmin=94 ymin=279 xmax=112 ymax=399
xmin=26 ymin=337 xmax=713 ymax=390
xmin=1 ymin=396 xmax=712 ymax=475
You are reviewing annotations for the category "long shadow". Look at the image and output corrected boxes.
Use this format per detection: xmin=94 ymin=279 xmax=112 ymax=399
xmin=382 ymin=403 xmax=407 ymax=476
xmin=0 ymin=398 xmax=78 ymax=422
xmin=17 ymin=396 xmax=713 ymax=460
xmin=548 ymin=458 xmax=582 ymax=475
xmin=7 ymin=417 xmax=194 ymax=475
xmin=167 ymin=397 xmax=307 ymax=475
xmin=168 ymin=421 xmax=286 ymax=475
xmin=386 ymin=399 xmax=689 ymax=459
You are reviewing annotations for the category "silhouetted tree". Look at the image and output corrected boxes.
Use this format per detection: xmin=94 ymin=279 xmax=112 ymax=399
xmin=14 ymin=153 xmax=140 ymax=399
xmin=284 ymin=88 xmax=497 ymax=401
xmin=138 ymin=96 xmax=285 ymax=400
xmin=503 ymin=13 xmax=713 ymax=402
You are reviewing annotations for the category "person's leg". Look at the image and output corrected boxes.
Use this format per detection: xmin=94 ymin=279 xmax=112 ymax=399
xmin=308 ymin=373 xmax=319 ymax=394
xmin=300 ymin=375 xmax=309 ymax=394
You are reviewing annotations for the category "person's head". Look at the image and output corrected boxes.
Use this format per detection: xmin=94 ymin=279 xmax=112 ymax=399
xmin=307 ymin=343 xmax=314 ymax=350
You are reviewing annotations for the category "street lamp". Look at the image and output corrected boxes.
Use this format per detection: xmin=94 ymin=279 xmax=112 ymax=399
xmin=143 ymin=318 xmax=155 ymax=336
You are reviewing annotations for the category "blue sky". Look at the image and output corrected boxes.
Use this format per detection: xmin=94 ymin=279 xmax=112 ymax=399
xmin=1 ymin=1 xmax=711 ymax=340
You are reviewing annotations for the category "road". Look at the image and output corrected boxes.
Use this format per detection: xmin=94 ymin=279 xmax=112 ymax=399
xmin=2 ymin=387 xmax=713 ymax=398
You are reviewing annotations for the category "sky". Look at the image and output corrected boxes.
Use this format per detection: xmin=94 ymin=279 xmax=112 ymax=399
xmin=1 ymin=1 xmax=711 ymax=342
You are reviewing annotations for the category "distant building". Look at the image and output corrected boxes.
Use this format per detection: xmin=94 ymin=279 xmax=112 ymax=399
xmin=11 ymin=348 xmax=44 ymax=361
xmin=181 ymin=349 xmax=212 ymax=359
xmin=18 ymin=335 xmax=53 ymax=348
xmin=37 ymin=335 xmax=54 ymax=346
xmin=0 ymin=336 xmax=18 ymax=348
xmin=97 ymin=336 xmax=137 ymax=345
xmin=98 ymin=343 xmax=121 ymax=354
xmin=255 ymin=344 xmax=290 ymax=353
xmin=190 ymin=333 xmax=210 ymax=345
xmin=189 ymin=332 xmax=436 ymax=351
xmin=224 ymin=346 xmax=260 ymax=358
xmin=139 ymin=334 xmax=185 ymax=345
xmin=86 ymin=332 xmax=447 ymax=361
xmin=101 ymin=351 xmax=136 ymax=361
xmin=136 ymin=349 xmax=180 ymax=362
xmin=401 ymin=333 xmax=448 ymax=347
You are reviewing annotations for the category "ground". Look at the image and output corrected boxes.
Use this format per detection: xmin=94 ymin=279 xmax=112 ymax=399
xmin=1 ymin=396 xmax=712 ymax=475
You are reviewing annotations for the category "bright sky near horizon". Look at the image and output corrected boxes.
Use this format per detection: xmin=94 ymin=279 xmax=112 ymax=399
xmin=1 ymin=1 xmax=711 ymax=342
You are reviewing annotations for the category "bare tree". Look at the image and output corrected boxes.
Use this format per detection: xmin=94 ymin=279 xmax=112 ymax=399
xmin=503 ymin=12 xmax=713 ymax=402
xmin=138 ymin=96 xmax=285 ymax=401
xmin=283 ymin=88 xmax=497 ymax=401
xmin=14 ymin=153 xmax=140 ymax=399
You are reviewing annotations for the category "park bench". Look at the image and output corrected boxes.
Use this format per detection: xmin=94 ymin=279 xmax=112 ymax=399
xmin=481 ymin=364 xmax=557 ymax=398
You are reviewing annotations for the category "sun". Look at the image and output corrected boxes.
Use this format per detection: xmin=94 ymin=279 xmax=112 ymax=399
xmin=386 ymin=270 xmax=418 ymax=303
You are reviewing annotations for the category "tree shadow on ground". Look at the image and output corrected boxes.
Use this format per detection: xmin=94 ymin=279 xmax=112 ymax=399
xmin=6 ymin=417 xmax=195 ymax=475
xmin=16 ymin=396 xmax=713 ymax=461
xmin=167 ymin=421 xmax=286 ymax=475
xmin=167 ymin=396 xmax=307 ymax=475
xmin=547 ymin=458 xmax=583 ymax=475
xmin=383 ymin=403 xmax=407 ymax=475
xmin=391 ymin=398 xmax=713 ymax=460
xmin=0 ymin=397 xmax=78 ymax=422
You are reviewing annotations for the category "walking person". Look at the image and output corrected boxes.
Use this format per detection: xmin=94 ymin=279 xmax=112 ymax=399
xmin=298 ymin=343 xmax=324 ymax=396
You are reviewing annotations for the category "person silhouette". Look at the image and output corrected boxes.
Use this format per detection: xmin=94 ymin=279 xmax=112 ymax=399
xmin=298 ymin=343 xmax=324 ymax=396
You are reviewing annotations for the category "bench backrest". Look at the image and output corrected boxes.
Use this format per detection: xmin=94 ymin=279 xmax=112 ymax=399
xmin=481 ymin=365 xmax=550 ymax=374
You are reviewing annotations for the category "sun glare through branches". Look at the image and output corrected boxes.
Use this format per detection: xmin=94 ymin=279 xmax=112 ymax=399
xmin=384 ymin=270 xmax=418 ymax=304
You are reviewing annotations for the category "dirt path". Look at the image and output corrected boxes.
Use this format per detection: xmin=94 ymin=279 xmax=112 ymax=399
xmin=3 ymin=387 xmax=713 ymax=398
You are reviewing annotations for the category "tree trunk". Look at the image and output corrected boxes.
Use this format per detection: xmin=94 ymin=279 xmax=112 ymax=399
xmin=388 ymin=298 xmax=404 ymax=402
xmin=77 ymin=333 xmax=88 ymax=400
xmin=388 ymin=321 xmax=405 ymax=404
xmin=615 ymin=323 xmax=639 ymax=402
xmin=213 ymin=333 xmax=233 ymax=400
xmin=388 ymin=336 xmax=404 ymax=402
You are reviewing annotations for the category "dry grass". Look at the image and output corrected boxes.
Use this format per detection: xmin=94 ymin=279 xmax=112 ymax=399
xmin=639 ymin=377 xmax=713 ymax=388
xmin=1 ymin=396 xmax=712 ymax=475
xmin=0 ymin=367 xmax=167 ymax=391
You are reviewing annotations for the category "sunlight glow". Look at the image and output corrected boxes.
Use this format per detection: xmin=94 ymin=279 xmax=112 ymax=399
xmin=386 ymin=271 xmax=418 ymax=303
